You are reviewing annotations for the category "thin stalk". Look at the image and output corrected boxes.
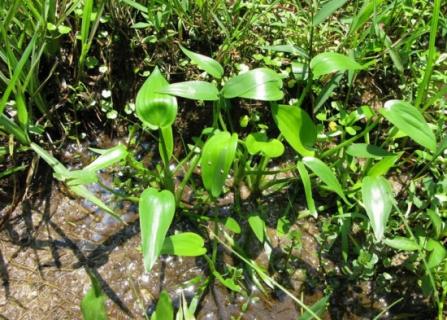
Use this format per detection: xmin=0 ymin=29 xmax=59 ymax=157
xmin=158 ymin=129 xmax=174 ymax=192
xmin=253 ymin=155 xmax=270 ymax=193
xmin=414 ymin=0 xmax=441 ymax=109
xmin=176 ymin=154 xmax=200 ymax=204
xmin=393 ymin=203 xmax=440 ymax=307
xmin=321 ymin=121 xmax=378 ymax=159
xmin=210 ymin=229 xmax=322 ymax=320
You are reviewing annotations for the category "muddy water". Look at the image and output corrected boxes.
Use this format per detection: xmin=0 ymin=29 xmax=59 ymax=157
xmin=0 ymin=142 xmax=435 ymax=319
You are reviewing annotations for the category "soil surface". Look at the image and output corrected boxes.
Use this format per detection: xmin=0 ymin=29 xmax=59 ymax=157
xmin=0 ymin=147 xmax=434 ymax=319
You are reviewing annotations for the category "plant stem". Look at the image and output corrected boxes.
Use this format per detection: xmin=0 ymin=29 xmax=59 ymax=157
xmin=414 ymin=0 xmax=441 ymax=109
xmin=159 ymin=128 xmax=174 ymax=192
xmin=321 ymin=121 xmax=378 ymax=159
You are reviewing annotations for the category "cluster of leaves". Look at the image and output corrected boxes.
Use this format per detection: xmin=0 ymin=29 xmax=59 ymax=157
xmin=1 ymin=0 xmax=447 ymax=319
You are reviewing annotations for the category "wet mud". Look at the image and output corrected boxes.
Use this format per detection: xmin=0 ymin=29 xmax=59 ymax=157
xmin=0 ymin=143 xmax=435 ymax=319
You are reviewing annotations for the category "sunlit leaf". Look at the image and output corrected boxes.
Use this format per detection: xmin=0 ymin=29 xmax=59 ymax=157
xmin=139 ymin=188 xmax=176 ymax=272
xmin=381 ymin=100 xmax=436 ymax=152
xmin=161 ymin=232 xmax=207 ymax=256
xmin=248 ymin=213 xmax=265 ymax=243
xmin=30 ymin=143 xmax=120 ymax=221
xmin=426 ymin=239 xmax=447 ymax=269
xmin=180 ymin=45 xmax=224 ymax=79
xmin=245 ymin=132 xmax=284 ymax=158
xmin=297 ymin=161 xmax=317 ymax=217
xmin=213 ymin=271 xmax=241 ymax=292
xmin=159 ymin=81 xmax=219 ymax=101
xmin=313 ymin=0 xmax=348 ymax=26
xmin=81 ymin=274 xmax=108 ymax=320
xmin=136 ymin=67 xmax=178 ymax=130
xmin=151 ymin=290 xmax=174 ymax=320
xmin=346 ymin=143 xmax=393 ymax=159
xmin=222 ymin=68 xmax=283 ymax=101
xmin=361 ymin=176 xmax=393 ymax=241
xmin=427 ymin=209 xmax=442 ymax=239
xmin=85 ymin=144 xmax=128 ymax=172
xmin=298 ymin=294 xmax=331 ymax=320
xmin=310 ymin=52 xmax=363 ymax=78
xmin=272 ymin=104 xmax=316 ymax=156
xmin=303 ymin=157 xmax=348 ymax=202
xmin=349 ymin=0 xmax=385 ymax=35
xmin=159 ymin=126 xmax=173 ymax=164
xmin=200 ymin=131 xmax=238 ymax=198
xmin=224 ymin=217 xmax=241 ymax=234
xmin=367 ymin=152 xmax=403 ymax=177
xmin=384 ymin=237 xmax=419 ymax=251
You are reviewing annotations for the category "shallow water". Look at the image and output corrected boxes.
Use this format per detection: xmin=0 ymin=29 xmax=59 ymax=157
xmin=0 ymin=141 xmax=435 ymax=319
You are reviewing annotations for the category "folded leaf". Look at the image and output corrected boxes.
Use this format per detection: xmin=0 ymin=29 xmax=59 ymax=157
xmin=361 ymin=176 xmax=393 ymax=241
xmin=139 ymin=188 xmax=176 ymax=272
xmin=272 ymin=104 xmax=316 ymax=156
xmin=384 ymin=237 xmax=419 ymax=251
xmin=159 ymin=81 xmax=219 ymax=101
xmin=222 ymin=68 xmax=283 ymax=101
xmin=180 ymin=45 xmax=224 ymax=79
xmin=200 ymin=131 xmax=238 ymax=198
xmin=381 ymin=100 xmax=436 ymax=152
xmin=310 ymin=52 xmax=363 ymax=78
xmin=346 ymin=143 xmax=393 ymax=159
xmin=303 ymin=157 xmax=347 ymax=203
xmin=136 ymin=67 xmax=178 ymax=130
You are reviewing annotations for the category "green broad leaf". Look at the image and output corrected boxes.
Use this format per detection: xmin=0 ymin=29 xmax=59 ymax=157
xmin=139 ymin=188 xmax=176 ymax=272
xmin=151 ymin=290 xmax=174 ymax=320
xmin=161 ymin=232 xmax=207 ymax=256
xmin=384 ymin=237 xmax=419 ymax=251
xmin=222 ymin=68 xmax=283 ymax=101
xmin=427 ymin=209 xmax=442 ymax=239
xmin=159 ymin=81 xmax=219 ymax=101
xmin=245 ymin=132 xmax=284 ymax=158
xmin=136 ymin=67 xmax=178 ymax=130
xmin=159 ymin=126 xmax=173 ymax=164
xmin=200 ymin=131 xmax=238 ymax=198
xmin=81 ymin=274 xmax=108 ymax=320
xmin=367 ymin=152 xmax=403 ymax=177
xmin=361 ymin=176 xmax=393 ymax=241
xmin=381 ymin=100 xmax=436 ymax=152
xmin=85 ymin=144 xmax=128 ymax=172
xmin=313 ymin=0 xmax=348 ymax=26
xmin=224 ymin=217 xmax=241 ymax=234
xmin=310 ymin=52 xmax=363 ymax=78
xmin=272 ymin=104 xmax=316 ymax=156
xmin=426 ymin=239 xmax=447 ymax=269
xmin=298 ymin=294 xmax=331 ymax=320
xmin=57 ymin=24 xmax=72 ymax=34
xmin=346 ymin=143 xmax=393 ymax=159
xmin=248 ymin=213 xmax=265 ymax=243
xmin=296 ymin=161 xmax=317 ymax=217
xmin=180 ymin=45 xmax=224 ymax=79
xmin=213 ymin=271 xmax=241 ymax=292
xmin=303 ymin=157 xmax=348 ymax=202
